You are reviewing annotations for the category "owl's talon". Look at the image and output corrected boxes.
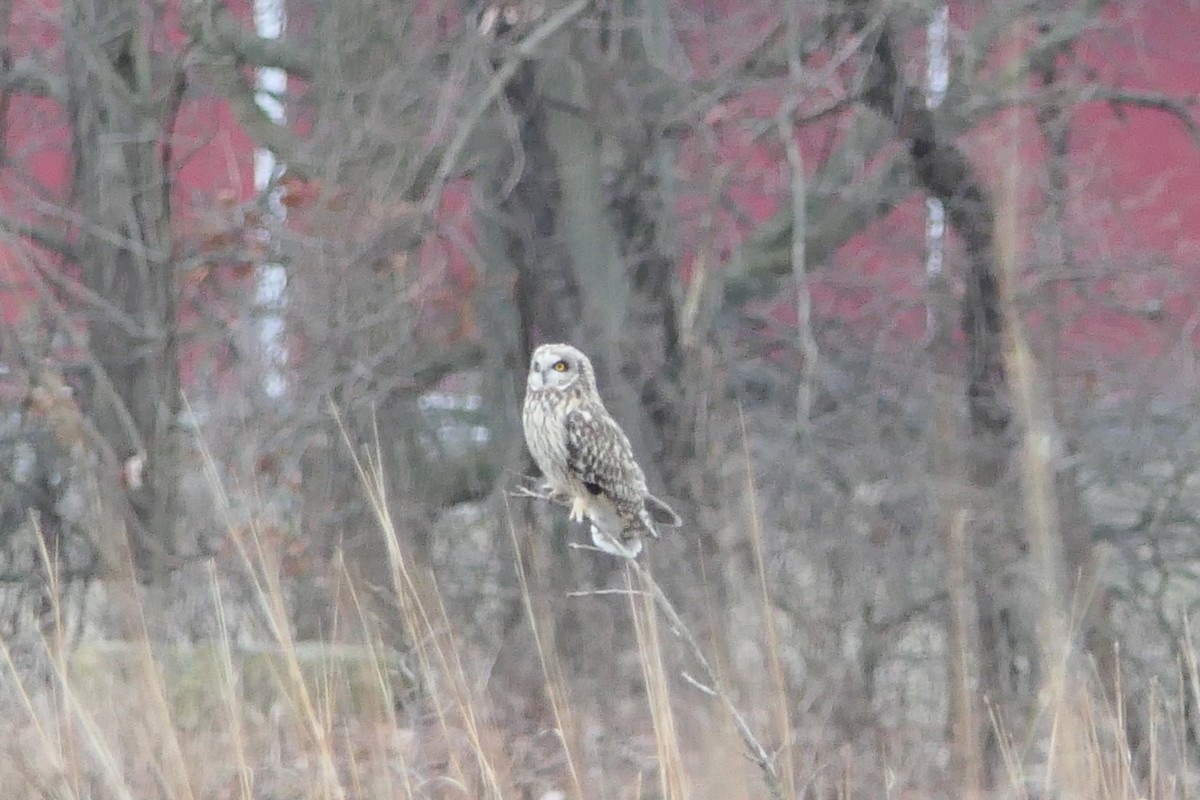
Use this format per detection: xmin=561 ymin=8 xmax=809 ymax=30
xmin=569 ymin=496 xmax=587 ymax=523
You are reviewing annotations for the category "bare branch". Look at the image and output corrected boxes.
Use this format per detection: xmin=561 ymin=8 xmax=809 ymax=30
xmin=11 ymin=262 xmax=149 ymax=467
xmin=204 ymin=63 xmax=312 ymax=175
xmin=27 ymin=197 xmax=163 ymax=262
xmin=565 ymin=588 xmax=645 ymax=598
xmin=627 ymin=558 xmax=788 ymax=800
xmin=0 ymin=56 xmax=65 ymax=99
xmin=966 ymin=85 xmax=1200 ymax=145
xmin=517 ymin=481 xmax=786 ymax=796
xmin=183 ymin=0 xmax=315 ymax=80
xmin=734 ymin=116 xmax=915 ymax=302
xmin=0 ymin=215 xmax=74 ymax=259
xmin=1093 ymin=88 xmax=1200 ymax=144
xmin=19 ymin=260 xmax=151 ymax=342
xmin=779 ymin=0 xmax=817 ymax=433
xmin=680 ymin=671 xmax=717 ymax=696
xmin=419 ymin=0 xmax=594 ymax=218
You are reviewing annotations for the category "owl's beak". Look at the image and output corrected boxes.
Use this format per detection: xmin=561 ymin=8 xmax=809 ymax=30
xmin=528 ymin=369 xmax=544 ymax=390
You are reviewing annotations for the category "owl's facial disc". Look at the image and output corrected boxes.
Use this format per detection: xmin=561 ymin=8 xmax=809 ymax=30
xmin=529 ymin=345 xmax=580 ymax=390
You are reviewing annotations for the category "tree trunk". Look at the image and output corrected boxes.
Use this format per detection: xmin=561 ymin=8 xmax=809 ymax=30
xmin=850 ymin=4 xmax=1019 ymax=781
xmin=479 ymin=17 xmax=698 ymax=694
xmin=64 ymin=0 xmax=182 ymax=576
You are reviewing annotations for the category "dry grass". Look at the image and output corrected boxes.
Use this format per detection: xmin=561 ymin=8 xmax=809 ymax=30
xmin=0 ymin=426 xmax=1195 ymax=800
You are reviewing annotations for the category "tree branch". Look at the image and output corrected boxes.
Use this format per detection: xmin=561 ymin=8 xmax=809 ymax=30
xmin=0 ymin=214 xmax=74 ymax=259
xmin=419 ymin=0 xmax=593 ymax=218
xmin=733 ymin=119 xmax=915 ymax=304
xmin=852 ymin=5 xmax=1010 ymax=446
xmin=1093 ymin=88 xmax=1200 ymax=143
xmin=628 ymin=557 xmax=787 ymax=800
xmin=183 ymin=0 xmax=315 ymax=80
xmin=18 ymin=259 xmax=152 ymax=342
xmin=961 ymin=85 xmax=1200 ymax=146
xmin=780 ymin=0 xmax=817 ymax=432
xmin=203 ymin=60 xmax=312 ymax=176
xmin=513 ymin=482 xmax=788 ymax=799
xmin=0 ymin=56 xmax=65 ymax=99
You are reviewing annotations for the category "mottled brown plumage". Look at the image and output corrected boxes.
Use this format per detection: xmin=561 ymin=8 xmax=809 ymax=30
xmin=522 ymin=344 xmax=680 ymax=557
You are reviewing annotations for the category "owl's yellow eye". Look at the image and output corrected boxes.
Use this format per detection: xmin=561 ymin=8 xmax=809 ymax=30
xmin=552 ymin=360 xmax=569 ymax=372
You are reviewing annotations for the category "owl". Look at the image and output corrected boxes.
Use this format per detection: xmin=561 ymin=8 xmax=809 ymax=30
xmin=522 ymin=343 xmax=680 ymax=557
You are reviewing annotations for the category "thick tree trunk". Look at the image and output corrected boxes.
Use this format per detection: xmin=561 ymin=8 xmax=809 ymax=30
xmin=608 ymin=148 xmax=690 ymax=486
xmin=64 ymin=0 xmax=182 ymax=575
xmin=855 ymin=20 xmax=1010 ymax=474
xmin=489 ymin=58 xmax=604 ymax=682
xmin=505 ymin=62 xmax=581 ymax=359
xmin=482 ymin=22 xmax=698 ymax=698
xmin=850 ymin=4 xmax=1019 ymax=783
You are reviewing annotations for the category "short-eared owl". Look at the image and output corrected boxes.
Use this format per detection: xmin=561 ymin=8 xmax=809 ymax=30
xmin=522 ymin=343 xmax=680 ymax=557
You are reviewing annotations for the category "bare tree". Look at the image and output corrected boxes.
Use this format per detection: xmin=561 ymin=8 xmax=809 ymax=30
xmin=1 ymin=0 xmax=232 ymax=580
xmin=5 ymin=0 xmax=1187 ymax=791
xmin=62 ymin=0 xmax=188 ymax=572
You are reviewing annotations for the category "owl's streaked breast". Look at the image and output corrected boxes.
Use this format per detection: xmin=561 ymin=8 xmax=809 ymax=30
xmin=522 ymin=387 xmax=577 ymax=491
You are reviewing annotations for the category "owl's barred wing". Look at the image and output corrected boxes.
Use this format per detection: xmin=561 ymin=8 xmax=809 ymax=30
xmin=564 ymin=408 xmax=646 ymax=507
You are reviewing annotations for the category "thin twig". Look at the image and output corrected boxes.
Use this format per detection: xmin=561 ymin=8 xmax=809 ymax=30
xmin=566 ymin=542 xmax=607 ymax=554
xmin=518 ymin=479 xmax=788 ymax=797
xmin=777 ymin=0 xmax=817 ymax=436
xmin=1094 ymin=88 xmax=1200 ymax=143
xmin=681 ymin=671 xmax=717 ymax=697
xmin=969 ymin=85 xmax=1200 ymax=145
xmin=565 ymin=588 xmax=646 ymax=598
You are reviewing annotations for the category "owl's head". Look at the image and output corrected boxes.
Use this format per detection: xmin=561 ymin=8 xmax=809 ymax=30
xmin=527 ymin=343 xmax=595 ymax=393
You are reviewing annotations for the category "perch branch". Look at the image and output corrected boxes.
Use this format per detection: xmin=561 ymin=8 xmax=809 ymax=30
xmin=625 ymin=557 xmax=787 ymax=800
xmin=515 ymin=477 xmax=787 ymax=798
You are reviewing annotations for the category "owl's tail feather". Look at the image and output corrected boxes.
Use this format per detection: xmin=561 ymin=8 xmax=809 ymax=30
xmin=645 ymin=494 xmax=682 ymax=527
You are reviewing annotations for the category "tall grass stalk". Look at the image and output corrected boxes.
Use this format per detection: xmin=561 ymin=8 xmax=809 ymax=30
xmin=0 ymin=406 xmax=1189 ymax=798
xmin=338 ymin=405 xmax=507 ymax=798
xmin=503 ymin=494 xmax=587 ymax=799
xmin=628 ymin=566 xmax=689 ymax=800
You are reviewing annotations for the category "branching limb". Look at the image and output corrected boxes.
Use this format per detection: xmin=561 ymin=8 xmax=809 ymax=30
xmin=517 ymin=480 xmax=789 ymax=797
xmin=202 ymin=62 xmax=311 ymax=175
xmin=1089 ymin=87 xmax=1200 ymax=143
xmin=15 ymin=258 xmax=152 ymax=341
xmin=181 ymin=0 xmax=313 ymax=174
xmin=419 ymin=0 xmax=593 ymax=218
xmin=0 ymin=56 xmax=65 ymax=99
xmin=967 ymin=85 xmax=1200 ymax=145
xmin=182 ymin=0 xmax=315 ymax=79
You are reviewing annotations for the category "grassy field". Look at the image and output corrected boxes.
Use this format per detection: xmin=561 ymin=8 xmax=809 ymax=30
xmin=0 ymin=443 xmax=1195 ymax=800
